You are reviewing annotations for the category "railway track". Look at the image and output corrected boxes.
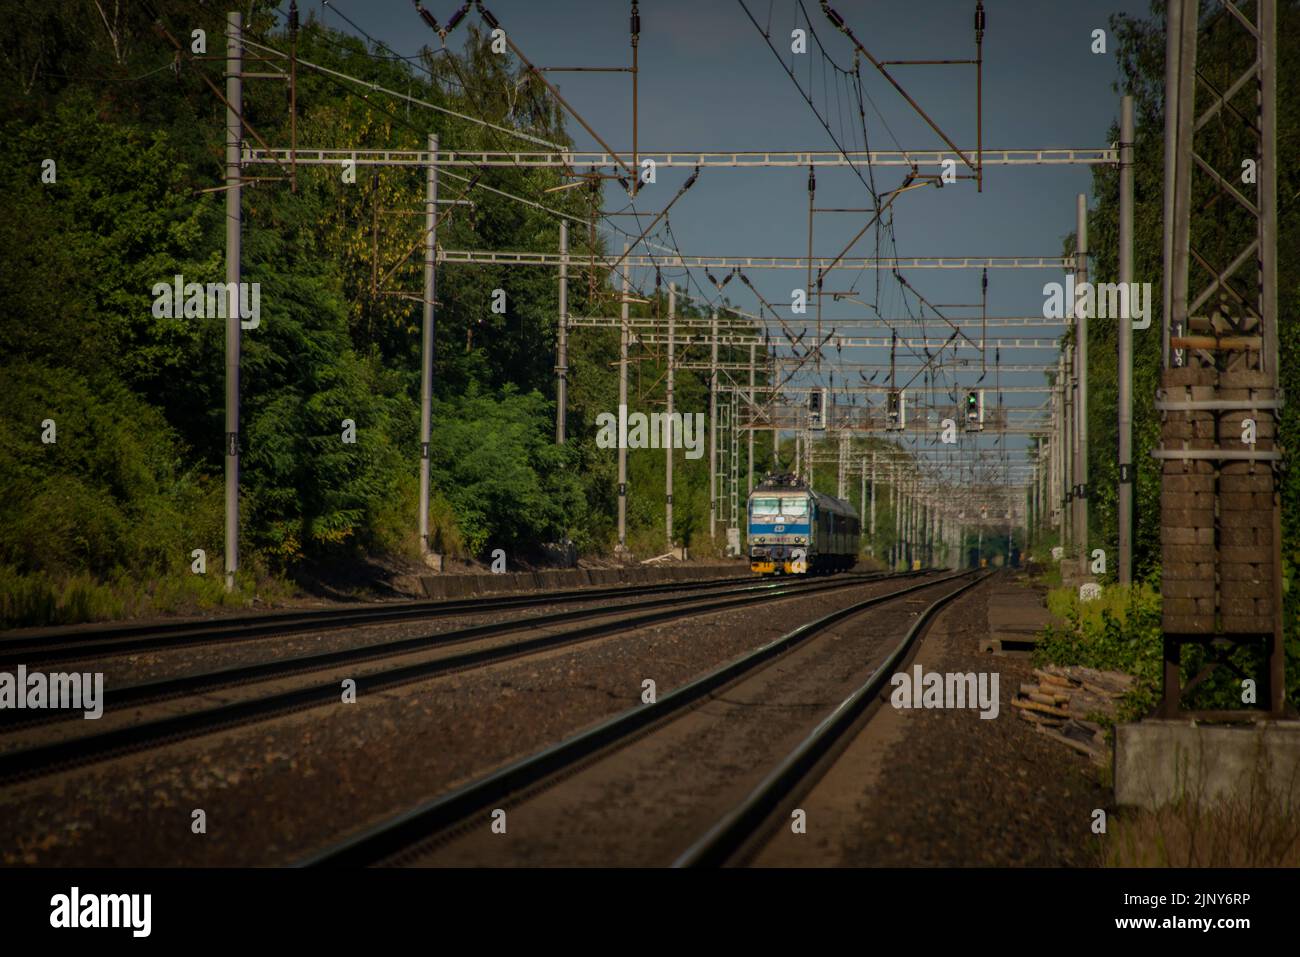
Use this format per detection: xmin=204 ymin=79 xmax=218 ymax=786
xmin=0 ymin=572 xmax=764 ymax=667
xmin=297 ymin=568 xmax=990 ymax=867
xmin=0 ymin=568 xmax=932 ymax=782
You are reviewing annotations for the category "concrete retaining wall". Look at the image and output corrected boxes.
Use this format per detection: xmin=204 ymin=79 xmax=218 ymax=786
xmin=1114 ymin=719 xmax=1300 ymax=810
xmin=418 ymin=563 xmax=745 ymax=600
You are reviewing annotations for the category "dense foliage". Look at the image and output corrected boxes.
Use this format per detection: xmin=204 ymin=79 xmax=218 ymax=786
xmin=0 ymin=2 xmax=787 ymax=623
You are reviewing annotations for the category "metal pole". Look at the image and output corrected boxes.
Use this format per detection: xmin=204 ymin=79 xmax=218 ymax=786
xmin=892 ymin=466 xmax=900 ymax=568
xmin=224 ymin=12 xmax=242 ymax=592
xmin=859 ymin=457 xmax=866 ymax=556
xmin=1075 ymin=193 xmax=1089 ymax=575
xmin=837 ymin=433 xmax=847 ymax=499
xmin=666 ymin=282 xmax=675 ymax=547
xmin=1261 ymin=0 xmax=1283 ymax=715
xmin=1261 ymin=0 xmax=1279 ymax=377
xmin=709 ymin=308 xmax=718 ymax=539
xmin=909 ymin=481 xmax=917 ymax=568
xmin=869 ymin=450 xmax=876 ymax=555
xmin=1161 ymin=0 xmax=1185 ymax=369
xmin=617 ymin=243 xmax=629 ymax=552
xmin=556 ymin=220 xmax=568 ymax=443
xmin=1062 ymin=347 xmax=1073 ymax=553
xmin=419 ymin=133 xmax=438 ymax=556
xmin=1117 ymin=95 xmax=1134 ymax=584
xmin=1035 ymin=437 xmax=1044 ymax=549
xmin=1170 ymin=0 xmax=1197 ymax=369
xmin=747 ymin=344 xmax=756 ymax=494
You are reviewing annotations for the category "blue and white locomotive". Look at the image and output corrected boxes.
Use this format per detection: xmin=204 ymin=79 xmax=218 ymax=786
xmin=746 ymin=473 xmax=861 ymax=575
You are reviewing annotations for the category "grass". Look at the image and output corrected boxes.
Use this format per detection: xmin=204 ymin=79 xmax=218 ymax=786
xmin=0 ymin=562 xmax=294 ymax=628
xmin=1101 ymin=737 xmax=1300 ymax=867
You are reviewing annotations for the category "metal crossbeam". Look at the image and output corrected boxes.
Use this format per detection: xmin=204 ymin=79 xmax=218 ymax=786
xmin=609 ymin=331 xmax=1060 ymax=349
xmin=439 ymin=250 xmax=1070 ymax=270
xmin=243 ymin=146 xmax=1117 ymax=169
xmin=679 ymin=361 xmax=1054 ymax=373
xmin=723 ymin=384 xmax=1054 ymax=395
xmin=568 ymin=315 xmax=1066 ymax=328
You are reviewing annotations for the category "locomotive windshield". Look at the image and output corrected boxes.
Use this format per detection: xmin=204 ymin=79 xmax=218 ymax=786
xmin=750 ymin=495 xmax=808 ymax=517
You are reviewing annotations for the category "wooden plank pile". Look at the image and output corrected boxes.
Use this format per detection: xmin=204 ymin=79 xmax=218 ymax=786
xmin=1011 ymin=665 xmax=1134 ymax=764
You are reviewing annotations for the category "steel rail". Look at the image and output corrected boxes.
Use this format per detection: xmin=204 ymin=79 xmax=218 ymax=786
xmin=0 ymin=573 xmax=763 ymax=666
xmin=0 ymin=572 xmax=888 ymax=731
xmin=674 ymin=570 xmax=992 ymax=866
xmin=297 ymin=568 xmax=974 ymax=867
xmin=0 ymin=571 xmax=924 ymax=782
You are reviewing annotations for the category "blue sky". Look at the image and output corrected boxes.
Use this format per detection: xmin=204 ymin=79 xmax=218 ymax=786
xmin=294 ymin=0 xmax=1153 ymax=482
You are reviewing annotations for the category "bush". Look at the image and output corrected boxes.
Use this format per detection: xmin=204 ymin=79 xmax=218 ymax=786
xmin=1035 ymin=583 xmax=1163 ymax=721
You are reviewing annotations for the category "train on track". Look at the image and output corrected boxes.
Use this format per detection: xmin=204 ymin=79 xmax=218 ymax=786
xmin=746 ymin=473 xmax=861 ymax=575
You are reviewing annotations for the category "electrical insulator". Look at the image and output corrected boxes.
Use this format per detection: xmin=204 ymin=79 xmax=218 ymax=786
xmin=417 ymin=5 xmax=440 ymax=32
xmin=631 ymin=1 xmax=640 ymax=42
xmin=289 ymin=0 xmax=299 ymax=34
xmin=446 ymin=4 xmax=470 ymax=34
xmin=975 ymin=2 xmax=986 ymax=39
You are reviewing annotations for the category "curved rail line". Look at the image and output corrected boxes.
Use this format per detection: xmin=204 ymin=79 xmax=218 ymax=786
xmin=297 ymin=568 xmax=985 ymax=867
xmin=0 ymin=569 xmax=931 ymax=781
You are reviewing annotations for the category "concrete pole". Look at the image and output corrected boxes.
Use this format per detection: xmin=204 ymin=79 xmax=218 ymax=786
xmin=419 ymin=132 xmax=439 ymax=557
xmin=1075 ymin=193 xmax=1089 ymax=575
xmin=556 ymin=221 xmax=568 ymax=444
xmin=666 ymin=282 xmax=675 ymax=547
xmin=709 ymin=309 xmax=718 ymax=539
xmin=224 ymin=12 xmax=242 ymax=591
xmin=617 ymin=243 xmax=629 ymax=552
xmin=1117 ymin=94 xmax=1135 ymax=585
